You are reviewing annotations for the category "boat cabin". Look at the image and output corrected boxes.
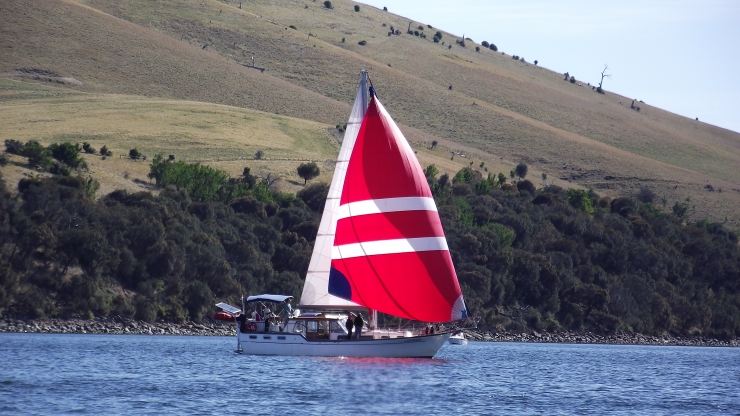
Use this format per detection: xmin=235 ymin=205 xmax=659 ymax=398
xmin=283 ymin=312 xmax=350 ymax=341
xmin=240 ymin=310 xmax=351 ymax=341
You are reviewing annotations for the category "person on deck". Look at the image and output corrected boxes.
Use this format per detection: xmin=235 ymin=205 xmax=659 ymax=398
xmin=264 ymin=307 xmax=272 ymax=332
xmin=345 ymin=313 xmax=354 ymax=340
xmin=354 ymin=314 xmax=364 ymax=339
xmin=283 ymin=299 xmax=293 ymax=319
xmin=236 ymin=313 xmax=247 ymax=333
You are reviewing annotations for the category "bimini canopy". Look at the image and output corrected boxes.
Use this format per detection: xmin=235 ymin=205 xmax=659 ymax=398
xmin=246 ymin=294 xmax=294 ymax=303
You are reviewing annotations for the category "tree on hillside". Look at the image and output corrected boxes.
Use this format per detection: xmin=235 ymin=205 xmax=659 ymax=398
xmin=297 ymin=162 xmax=320 ymax=184
xmin=50 ymin=142 xmax=85 ymax=168
xmin=129 ymin=148 xmax=142 ymax=160
xmin=424 ymin=164 xmax=439 ymax=179
xmin=515 ymin=163 xmax=528 ymax=179
xmin=598 ymin=64 xmax=611 ymax=94
xmin=431 ymin=140 xmax=438 ymax=149
xmin=22 ymin=140 xmax=53 ymax=170
xmin=82 ymin=142 xmax=95 ymax=154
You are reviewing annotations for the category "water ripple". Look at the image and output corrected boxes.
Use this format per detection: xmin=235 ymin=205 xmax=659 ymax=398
xmin=0 ymin=334 xmax=738 ymax=415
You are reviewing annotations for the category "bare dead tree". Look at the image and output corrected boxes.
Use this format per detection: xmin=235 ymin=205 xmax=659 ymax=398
xmin=598 ymin=64 xmax=611 ymax=90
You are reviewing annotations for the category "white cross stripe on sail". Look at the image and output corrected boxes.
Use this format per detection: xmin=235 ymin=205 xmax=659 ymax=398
xmin=337 ymin=197 xmax=438 ymax=220
xmin=332 ymin=237 xmax=449 ymax=259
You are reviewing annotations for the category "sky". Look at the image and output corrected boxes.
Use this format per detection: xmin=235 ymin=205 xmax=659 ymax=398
xmin=360 ymin=0 xmax=740 ymax=133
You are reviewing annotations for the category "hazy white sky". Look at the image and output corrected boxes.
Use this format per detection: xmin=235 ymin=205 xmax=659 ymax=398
xmin=360 ymin=0 xmax=740 ymax=133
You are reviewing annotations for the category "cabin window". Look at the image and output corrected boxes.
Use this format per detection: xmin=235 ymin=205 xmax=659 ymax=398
xmin=249 ymin=335 xmax=257 ymax=339
xmin=307 ymin=321 xmax=318 ymax=333
xmin=263 ymin=336 xmax=271 ymax=340
xmin=293 ymin=321 xmax=305 ymax=333
xmin=278 ymin=336 xmax=286 ymax=340
xmin=330 ymin=321 xmax=346 ymax=334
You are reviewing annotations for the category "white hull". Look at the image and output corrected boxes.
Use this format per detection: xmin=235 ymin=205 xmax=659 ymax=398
xmin=448 ymin=333 xmax=467 ymax=345
xmin=237 ymin=331 xmax=451 ymax=358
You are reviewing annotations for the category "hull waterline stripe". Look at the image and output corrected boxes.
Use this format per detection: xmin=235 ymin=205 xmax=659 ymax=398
xmin=337 ymin=197 xmax=437 ymax=219
xmin=332 ymin=237 xmax=448 ymax=259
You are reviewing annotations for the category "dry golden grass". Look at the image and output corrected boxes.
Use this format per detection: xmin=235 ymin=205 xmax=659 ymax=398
xmin=0 ymin=79 xmax=341 ymax=194
xmin=1 ymin=0 xmax=740 ymax=228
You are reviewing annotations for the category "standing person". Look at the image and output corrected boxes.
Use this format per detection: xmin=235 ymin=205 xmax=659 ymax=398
xmin=354 ymin=314 xmax=364 ymax=339
xmin=345 ymin=313 xmax=354 ymax=340
xmin=283 ymin=299 xmax=293 ymax=319
xmin=264 ymin=306 xmax=272 ymax=332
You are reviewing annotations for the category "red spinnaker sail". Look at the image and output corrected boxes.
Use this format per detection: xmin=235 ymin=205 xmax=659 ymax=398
xmin=328 ymin=97 xmax=467 ymax=322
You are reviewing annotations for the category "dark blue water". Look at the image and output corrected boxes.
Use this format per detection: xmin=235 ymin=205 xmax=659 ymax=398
xmin=1 ymin=334 xmax=738 ymax=415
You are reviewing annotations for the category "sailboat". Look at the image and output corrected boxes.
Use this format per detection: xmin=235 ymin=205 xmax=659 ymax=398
xmin=216 ymin=71 xmax=468 ymax=358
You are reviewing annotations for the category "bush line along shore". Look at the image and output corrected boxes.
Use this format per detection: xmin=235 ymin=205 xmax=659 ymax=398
xmin=2 ymin=318 xmax=737 ymax=347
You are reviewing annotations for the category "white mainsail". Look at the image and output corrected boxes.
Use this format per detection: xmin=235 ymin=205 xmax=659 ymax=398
xmin=299 ymin=71 xmax=369 ymax=309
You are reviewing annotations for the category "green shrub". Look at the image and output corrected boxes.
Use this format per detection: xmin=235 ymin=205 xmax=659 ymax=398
xmin=482 ymin=41 xmax=489 ymax=47
xmin=129 ymin=148 xmax=142 ymax=160
xmin=323 ymin=1 xmax=332 ymax=9
xmin=82 ymin=142 xmax=95 ymax=154
xmin=48 ymin=162 xmax=71 ymax=176
xmin=424 ymin=164 xmax=439 ymax=179
xmin=5 ymin=139 xmax=24 ymax=154
xmin=566 ymin=189 xmax=594 ymax=213
xmin=354 ymin=5 xmax=359 ymax=12
xmin=50 ymin=142 xmax=85 ymax=168
xmin=100 ymin=146 xmax=112 ymax=156
xmin=570 ymin=76 xmax=576 ymax=84
xmin=22 ymin=140 xmax=53 ymax=170
xmin=289 ymin=25 xmax=297 ymax=29
xmin=358 ymin=40 xmax=367 ymax=45
xmin=489 ymin=43 xmax=497 ymax=51
xmin=476 ymin=46 xmax=480 ymax=52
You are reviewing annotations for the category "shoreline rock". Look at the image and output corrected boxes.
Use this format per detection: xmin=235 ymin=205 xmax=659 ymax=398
xmin=2 ymin=319 xmax=737 ymax=347
xmin=462 ymin=329 xmax=740 ymax=347
xmin=0 ymin=318 xmax=236 ymax=337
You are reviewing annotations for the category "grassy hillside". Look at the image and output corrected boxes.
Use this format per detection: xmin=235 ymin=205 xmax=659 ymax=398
xmin=0 ymin=79 xmax=501 ymax=196
xmin=1 ymin=0 xmax=740 ymax=228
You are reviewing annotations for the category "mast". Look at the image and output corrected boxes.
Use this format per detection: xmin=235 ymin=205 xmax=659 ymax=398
xmin=299 ymin=71 xmax=369 ymax=310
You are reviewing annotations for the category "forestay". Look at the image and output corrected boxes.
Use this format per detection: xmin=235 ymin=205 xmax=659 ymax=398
xmin=299 ymin=71 xmax=369 ymax=310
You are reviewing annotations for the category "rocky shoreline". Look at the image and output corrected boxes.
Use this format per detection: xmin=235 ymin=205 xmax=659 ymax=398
xmin=0 ymin=318 xmax=236 ymax=337
xmin=1 ymin=318 xmax=737 ymax=347
xmin=462 ymin=329 xmax=740 ymax=347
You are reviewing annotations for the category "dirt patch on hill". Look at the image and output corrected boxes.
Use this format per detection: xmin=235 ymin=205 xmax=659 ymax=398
xmin=14 ymin=68 xmax=83 ymax=86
